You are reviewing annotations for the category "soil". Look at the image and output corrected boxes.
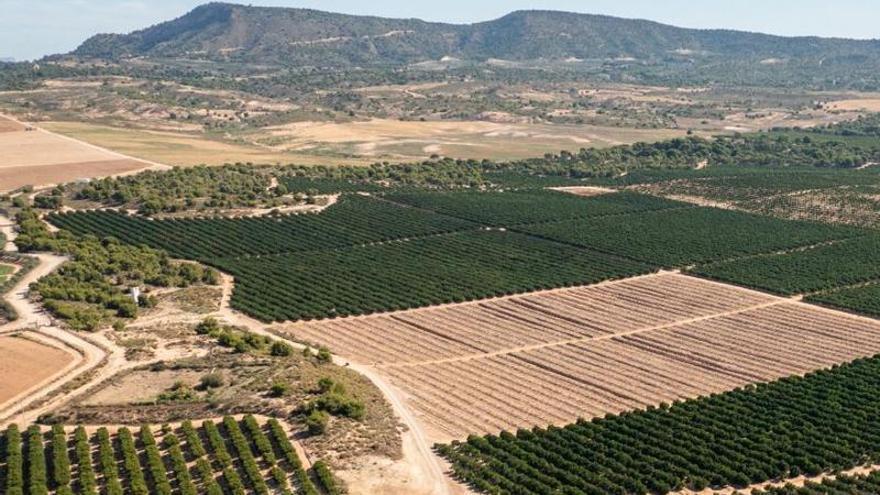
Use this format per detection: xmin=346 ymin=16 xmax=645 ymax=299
xmin=0 ymin=334 xmax=77 ymax=406
xmin=278 ymin=273 xmax=880 ymax=444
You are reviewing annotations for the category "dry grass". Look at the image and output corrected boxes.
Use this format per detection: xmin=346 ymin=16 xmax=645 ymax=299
xmin=39 ymin=118 xmax=687 ymax=167
xmin=827 ymin=98 xmax=880 ymax=112
xmin=40 ymin=121 xmax=307 ymax=167
xmin=277 ymin=273 xmax=880 ymax=443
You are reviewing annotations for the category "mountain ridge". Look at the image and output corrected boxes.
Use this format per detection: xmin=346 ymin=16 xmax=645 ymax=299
xmin=71 ymin=2 xmax=880 ymax=70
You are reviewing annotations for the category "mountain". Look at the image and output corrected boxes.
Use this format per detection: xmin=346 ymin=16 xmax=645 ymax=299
xmin=72 ymin=2 xmax=880 ymax=70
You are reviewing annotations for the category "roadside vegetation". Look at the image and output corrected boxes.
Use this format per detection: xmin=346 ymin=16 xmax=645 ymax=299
xmin=14 ymin=208 xmax=217 ymax=330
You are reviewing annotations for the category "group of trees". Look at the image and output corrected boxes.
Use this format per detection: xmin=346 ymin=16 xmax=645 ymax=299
xmin=694 ymin=234 xmax=880 ymax=295
xmin=521 ymin=205 xmax=859 ymax=267
xmin=48 ymin=194 xmax=476 ymax=261
xmin=15 ymin=208 xmax=218 ymax=330
xmin=438 ymin=354 xmax=880 ymax=495
xmin=218 ymin=230 xmax=651 ymax=322
xmin=1 ymin=418 xmax=333 ymax=495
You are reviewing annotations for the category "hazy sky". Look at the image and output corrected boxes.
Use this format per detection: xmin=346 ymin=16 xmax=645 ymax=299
xmin=2 ymin=0 xmax=878 ymax=61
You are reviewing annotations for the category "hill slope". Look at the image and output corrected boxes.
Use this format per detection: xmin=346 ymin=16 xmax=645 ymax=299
xmin=73 ymin=2 xmax=880 ymax=69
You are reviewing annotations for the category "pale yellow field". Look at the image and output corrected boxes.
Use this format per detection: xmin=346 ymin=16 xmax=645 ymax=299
xmin=40 ymin=121 xmax=309 ymax=167
xmin=0 ymin=120 xmax=152 ymax=191
xmin=827 ymin=98 xmax=880 ymax=111
xmin=41 ymin=118 xmax=688 ymax=168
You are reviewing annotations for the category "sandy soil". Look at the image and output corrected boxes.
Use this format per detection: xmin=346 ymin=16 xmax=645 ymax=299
xmin=0 ymin=114 xmax=168 ymax=192
xmin=82 ymin=369 xmax=206 ymax=406
xmin=0 ymin=115 xmax=25 ymax=132
xmin=827 ymin=98 xmax=880 ymax=111
xmin=278 ymin=273 xmax=880 ymax=444
xmin=0 ymin=334 xmax=77 ymax=405
xmin=550 ymin=186 xmax=617 ymax=197
xmin=0 ymin=159 xmax=147 ymax=192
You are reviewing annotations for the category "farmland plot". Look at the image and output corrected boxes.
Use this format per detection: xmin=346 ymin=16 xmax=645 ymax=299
xmin=519 ymin=206 xmax=860 ymax=266
xmin=278 ymin=273 xmax=880 ymax=443
xmin=0 ymin=334 xmax=78 ymax=409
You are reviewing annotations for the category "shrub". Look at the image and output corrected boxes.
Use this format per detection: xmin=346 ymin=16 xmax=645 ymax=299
xmin=199 ymin=373 xmax=224 ymax=389
xmin=306 ymin=410 xmax=330 ymax=435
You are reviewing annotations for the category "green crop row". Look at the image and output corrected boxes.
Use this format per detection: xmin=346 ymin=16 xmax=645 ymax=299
xmin=217 ymin=230 xmax=653 ymax=322
xmin=48 ymin=194 xmax=476 ymax=260
xmin=0 ymin=421 xmax=320 ymax=495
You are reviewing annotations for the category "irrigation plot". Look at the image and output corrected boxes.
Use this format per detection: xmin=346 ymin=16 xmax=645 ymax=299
xmin=277 ymin=273 xmax=880 ymax=443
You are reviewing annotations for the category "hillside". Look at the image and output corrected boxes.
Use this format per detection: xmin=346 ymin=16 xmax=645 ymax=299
xmin=73 ymin=2 xmax=880 ymax=69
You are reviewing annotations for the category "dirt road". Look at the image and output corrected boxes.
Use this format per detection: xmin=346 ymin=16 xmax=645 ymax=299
xmin=214 ymin=273 xmax=457 ymax=495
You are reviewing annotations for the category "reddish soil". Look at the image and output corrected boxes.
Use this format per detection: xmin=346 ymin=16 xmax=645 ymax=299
xmin=0 ymin=159 xmax=147 ymax=191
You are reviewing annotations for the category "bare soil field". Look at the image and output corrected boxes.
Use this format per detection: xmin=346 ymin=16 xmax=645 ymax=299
xmin=0 ymin=159 xmax=146 ymax=192
xmin=0 ymin=117 xmax=161 ymax=191
xmin=0 ymin=115 xmax=25 ymax=132
xmin=0 ymin=127 xmax=115 ymax=166
xmin=277 ymin=273 xmax=880 ymax=443
xmin=0 ymin=334 xmax=77 ymax=407
xmin=827 ymin=98 xmax=880 ymax=112
xmin=39 ymin=118 xmax=687 ymax=167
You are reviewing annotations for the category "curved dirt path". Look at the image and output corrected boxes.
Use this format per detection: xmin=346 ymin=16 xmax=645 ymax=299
xmin=2 ymin=252 xmax=67 ymax=328
xmin=0 ymin=213 xmax=16 ymax=251
xmin=0 ymin=246 xmax=112 ymax=426
xmin=214 ymin=273 xmax=455 ymax=495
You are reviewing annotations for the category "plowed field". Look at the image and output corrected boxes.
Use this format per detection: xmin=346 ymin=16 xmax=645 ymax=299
xmin=277 ymin=273 xmax=880 ymax=443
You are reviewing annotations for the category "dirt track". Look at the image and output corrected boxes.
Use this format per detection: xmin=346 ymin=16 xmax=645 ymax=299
xmin=213 ymin=273 xmax=458 ymax=495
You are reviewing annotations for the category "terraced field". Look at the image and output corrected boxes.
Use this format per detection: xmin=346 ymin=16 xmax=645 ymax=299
xmin=277 ymin=273 xmax=880 ymax=442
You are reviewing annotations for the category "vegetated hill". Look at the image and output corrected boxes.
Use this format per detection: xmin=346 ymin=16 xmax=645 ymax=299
xmin=73 ymin=2 xmax=880 ymax=70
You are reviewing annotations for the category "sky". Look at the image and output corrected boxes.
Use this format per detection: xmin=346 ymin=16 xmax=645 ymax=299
xmin=1 ymin=0 xmax=878 ymax=61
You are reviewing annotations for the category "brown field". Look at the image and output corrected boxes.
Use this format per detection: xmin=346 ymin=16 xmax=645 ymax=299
xmin=0 ymin=118 xmax=157 ymax=191
xmin=0 ymin=116 xmax=25 ymax=132
xmin=0 ymin=159 xmax=147 ymax=192
xmin=0 ymin=334 xmax=77 ymax=407
xmin=39 ymin=118 xmax=688 ymax=167
xmin=277 ymin=273 xmax=880 ymax=443
xmin=827 ymin=98 xmax=880 ymax=112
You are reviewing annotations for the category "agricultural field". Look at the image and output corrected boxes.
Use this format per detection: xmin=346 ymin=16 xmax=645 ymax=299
xmin=596 ymin=166 xmax=880 ymax=228
xmin=807 ymin=283 xmax=880 ymax=317
xmin=218 ymin=230 xmax=653 ymax=322
xmin=48 ymin=195 xmax=478 ymax=260
xmin=276 ymin=273 xmax=880 ymax=443
xmin=692 ymin=234 xmax=880 ymax=295
xmin=0 ymin=417 xmax=333 ymax=495
xmin=384 ymin=189 xmax=682 ymax=226
xmin=0 ymin=334 xmax=77 ymax=408
xmin=518 ymin=206 xmax=860 ymax=266
xmin=437 ymin=353 xmax=880 ymax=494
xmin=0 ymin=117 xmax=153 ymax=192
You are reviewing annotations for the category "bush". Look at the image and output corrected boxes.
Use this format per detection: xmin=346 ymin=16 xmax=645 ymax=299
xmin=306 ymin=410 xmax=330 ymax=435
xmin=270 ymin=341 xmax=293 ymax=357
xmin=270 ymin=382 xmax=289 ymax=397
xmin=316 ymin=347 xmax=332 ymax=363
xmin=199 ymin=373 xmax=224 ymax=390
